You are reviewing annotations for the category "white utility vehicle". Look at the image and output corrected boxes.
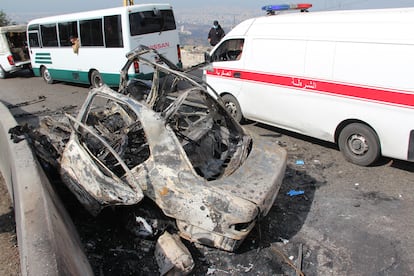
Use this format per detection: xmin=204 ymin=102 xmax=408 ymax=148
xmin=204 ymin=5 xmax=414 ymax=166
xmin=0 ymin=25 xmax=31 ymax=78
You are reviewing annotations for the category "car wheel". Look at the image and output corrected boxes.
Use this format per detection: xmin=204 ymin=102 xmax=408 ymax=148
xmin=338 ymin=123 xmax=381 ymax=166
xmin=0 ymin=66 xmax=8 ymax=79
xmin=221 ymin=94 xmax=243 ymax=123
xmin=90 ymin=70 xmax=104 ymax=88
xmin=41 ymin=66 xmax=54 ymax=84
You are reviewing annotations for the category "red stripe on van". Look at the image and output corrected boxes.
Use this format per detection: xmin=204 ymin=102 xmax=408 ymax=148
xmin=207 ymin=68 xmax=414 ymax=108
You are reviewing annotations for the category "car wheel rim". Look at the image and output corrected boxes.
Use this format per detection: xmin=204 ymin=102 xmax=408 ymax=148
xmin=44 ymin=69 xmax=51 ymax=81
xmin=93 ymin=76 xmax=102 ymax=87
xmin=347 ymin=134 xmax=369 ymax=155
xmin=225 ymin=102 xmax=238 ymax=118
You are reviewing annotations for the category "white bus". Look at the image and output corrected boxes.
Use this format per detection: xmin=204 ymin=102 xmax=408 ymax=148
xmin=205 ymin=6 xmax=414 ymax=166
xmin=27 ymin=4 xmax=181 ymax=87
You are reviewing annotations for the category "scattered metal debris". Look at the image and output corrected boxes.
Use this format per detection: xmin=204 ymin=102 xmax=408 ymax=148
xmin=13 ymin=105 xmax=78 ymax=119
xmin=297 ymin=243 xmax=303 ymax=276
xmin=132 ymin=216 xmax=154 ymax=238
xmin=6 ymin=95 xmax=46 ymax=109
xmin=271 ymin=244 xmax=305 ymax=276
xmin=155 ymin=231 xmax=194 ymax=275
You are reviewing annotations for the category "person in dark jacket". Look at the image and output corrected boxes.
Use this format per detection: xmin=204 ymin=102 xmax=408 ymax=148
xmin=208 ymin=20 xmax=225 ymax=46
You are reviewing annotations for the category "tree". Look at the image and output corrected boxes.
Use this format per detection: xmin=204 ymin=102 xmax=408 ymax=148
xmin=0 ymin=10 xmax=15 ymax=27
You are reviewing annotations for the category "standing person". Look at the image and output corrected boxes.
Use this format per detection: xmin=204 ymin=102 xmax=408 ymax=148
xmin=208 ymin=20 xmax=225 ymax=46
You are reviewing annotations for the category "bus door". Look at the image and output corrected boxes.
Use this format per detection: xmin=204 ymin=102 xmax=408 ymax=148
xmin=28 ymin=30 xmax=41 ymax=50
xmin=27 ymin=29 xmax=42 ymax=75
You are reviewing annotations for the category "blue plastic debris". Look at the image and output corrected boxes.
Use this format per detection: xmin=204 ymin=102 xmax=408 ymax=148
xmin=287 ymin=190 xmax=305 ymax=196
xmin=295 ymin=159 xmax=305 ymax=165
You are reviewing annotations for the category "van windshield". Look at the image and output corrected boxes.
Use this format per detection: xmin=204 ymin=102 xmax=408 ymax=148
xmin=129 ymin=9 xmax=176 ymax=36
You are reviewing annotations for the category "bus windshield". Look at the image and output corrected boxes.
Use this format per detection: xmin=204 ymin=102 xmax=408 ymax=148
xmin=129 ymin=9 xmax=176 ymax=36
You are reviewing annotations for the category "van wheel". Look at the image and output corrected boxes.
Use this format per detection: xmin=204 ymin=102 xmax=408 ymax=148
xmin=90 ymin=70 xmax=104 ymax=88
xmin=41 ymin=67 xmax=54 ymax=84
xmin=0 ymin=66 xmax=8 ymax=79
xmin=221 ymin=94 xmax=243 ymax=123
xmin=338 ymin=123 xmax=380 ymax=166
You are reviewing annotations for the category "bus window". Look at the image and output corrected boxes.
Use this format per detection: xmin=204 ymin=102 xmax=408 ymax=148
xmin=28 ymin=24 xmax=39 ymax=31
xmin=41 ymin=24 xmax=58 ymax=47
xmin=104 ymin=15 xmax=123 ymax=48
xmin=80 ymin=19 xmax=103 ymax=46
xmin=59 ymin=21 xmax=78 ymax=47
xmin=129 ymin=9 xmax=176 ymax=36
xmin=28 ymin=32 xmax=40 ymax=48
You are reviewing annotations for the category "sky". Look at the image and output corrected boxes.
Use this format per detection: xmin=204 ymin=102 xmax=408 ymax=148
xmin=2 ymin=0 xmax=414 ymax=23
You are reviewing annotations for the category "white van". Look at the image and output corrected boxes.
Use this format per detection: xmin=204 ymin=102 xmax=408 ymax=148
xmin=0 ymin=25 xmax=31 ymax=78
xmin=204 ymin=7 xmax=414 ymax=166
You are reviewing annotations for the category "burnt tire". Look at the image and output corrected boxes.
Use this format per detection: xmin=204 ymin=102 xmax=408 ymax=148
xmin=221 ymin=94 xmax=243 ymax=123
xmin=90 ymin=70 xmax=104 ymax=88
xmin=338 ymin=123 xmax=380 ymax=166
xmin=41 ymin=66 xmax=54 ymax=84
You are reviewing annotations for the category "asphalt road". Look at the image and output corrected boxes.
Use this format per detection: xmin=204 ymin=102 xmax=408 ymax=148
xmin=1 ymin=71 xmax=413 ymax=275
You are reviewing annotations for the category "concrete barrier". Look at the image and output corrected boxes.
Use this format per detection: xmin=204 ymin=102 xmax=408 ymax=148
xmin=0 ymin=102 xmax=93 ymax=276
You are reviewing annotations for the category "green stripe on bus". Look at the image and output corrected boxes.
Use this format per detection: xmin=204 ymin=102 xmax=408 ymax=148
xmin=47 ymin=69 xmax=124 ymax=86
xmin=31 ymin=67 xmax=153 ymax=87
xmin=36 ymin=53 xmax=51 ymax=56
xmin=35 ymin=61 xmax=53 ymax=64
xmin=35 ymin=56 xmax=51 ymax=60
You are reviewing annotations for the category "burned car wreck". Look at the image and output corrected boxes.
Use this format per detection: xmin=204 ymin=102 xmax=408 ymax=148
xmin=60 ymin=46 xmax=287 ymax=252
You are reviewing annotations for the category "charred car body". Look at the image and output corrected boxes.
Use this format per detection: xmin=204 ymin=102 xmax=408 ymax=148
xmin=60 ymin=46 xmax=287 ymax=251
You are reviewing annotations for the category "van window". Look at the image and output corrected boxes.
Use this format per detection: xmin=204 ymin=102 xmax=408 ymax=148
xmin=129 ymin=9 xmax=176 ymax=36
xmin=80 ymin=18 xmax=103 ymax=46
xmin=212 ymin=39 xmax=244 ymax=62
xmin=58 ymin=21 xmax=78 ymax=47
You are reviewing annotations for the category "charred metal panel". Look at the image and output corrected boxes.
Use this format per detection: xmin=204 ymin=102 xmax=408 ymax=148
xmin=61 ymin=138 xmax=144 ymax=216
xmin=58 ymin=46 xmax=287 ymax=251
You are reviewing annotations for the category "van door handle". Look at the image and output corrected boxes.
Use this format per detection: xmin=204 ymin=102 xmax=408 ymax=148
xmin=233 ymin=72 xmax=241 ymax=78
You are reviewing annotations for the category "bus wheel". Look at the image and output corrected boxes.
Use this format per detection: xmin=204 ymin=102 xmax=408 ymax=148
xmin=41 ymin=67 xmax=54 ymax=84
xmin=221 ymin=94 xmax=243 ymax=123
xmin=90 ymin=70 xmax=104 ymax=88
xmin=338 ymin=123 xmax=381 ymax=166
xmin=0 ymin=66 xmax=8 ymax=79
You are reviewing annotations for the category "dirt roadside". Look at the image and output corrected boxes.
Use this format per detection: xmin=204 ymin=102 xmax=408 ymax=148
xmin=0 ymin=174 xmax=20 ymax=276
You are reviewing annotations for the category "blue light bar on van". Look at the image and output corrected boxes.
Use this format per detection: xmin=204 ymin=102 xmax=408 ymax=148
xmin=262 ymin=3 xmax=312 ymax=12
